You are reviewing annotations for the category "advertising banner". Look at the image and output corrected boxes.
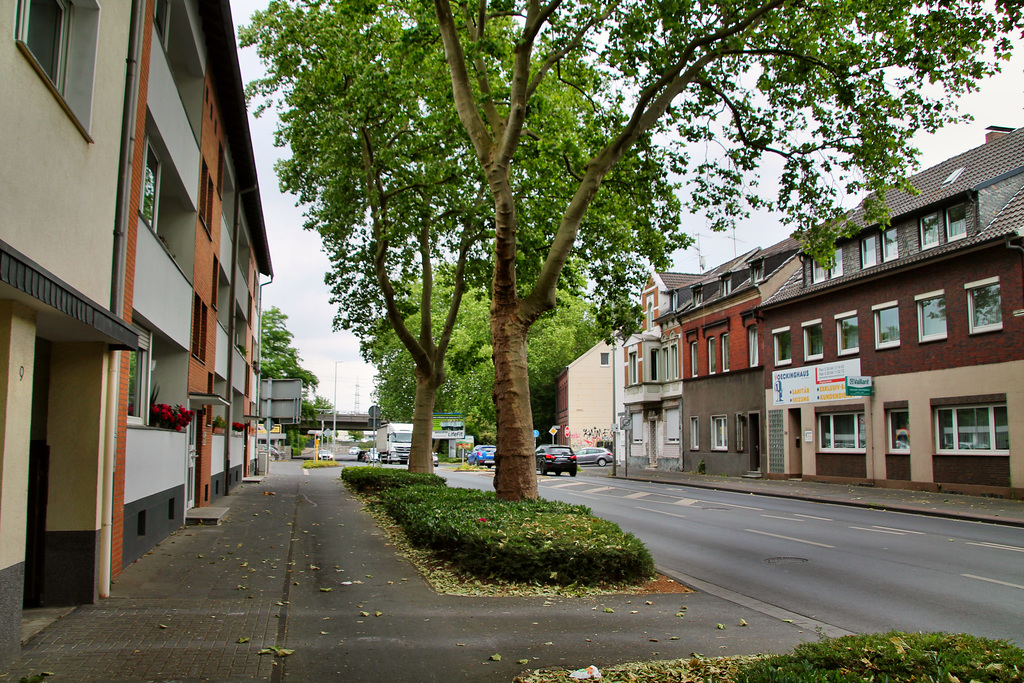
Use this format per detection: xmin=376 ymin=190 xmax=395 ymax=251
xmin=432 ymin=413 xmax=465 ymax=439
xmin=771 ymin=359 xmax=862 ymax=406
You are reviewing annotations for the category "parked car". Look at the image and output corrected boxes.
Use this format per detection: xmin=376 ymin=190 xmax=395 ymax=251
xmin=348 ymin=446 xmax=361 ymax=456
xmin=535 ymin=445 xmax=577 ymax=476
xmin=468 ymin=445 xmax=496 ymax=467
xmin=317 ymin=450 xmax=334 ymax=461
xmin=575 ymin=447 xmax=612 ymax=466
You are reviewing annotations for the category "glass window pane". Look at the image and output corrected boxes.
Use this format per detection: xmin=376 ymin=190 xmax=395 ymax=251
xmin=971 ymin=284 xmax=1001 ymax=329
xmin=776 ymin=330 xmax=791 ymax=361
xmin=938 ymin=409 xmax=954 ymax=450
xmin=921 ymin=213 xmax=940 ymax=247
xmin=877 ymin=307 xmax=899 ymax=345
xmin=920 ymin=297 xmax=946 ymax=338
xmin=722 ymin=334 xmax=729 ymax=371
xmin=889 ymin=411 xmax=910 ymax=451
xmin=806 ymin=324 xmax=823 ymax=356
xmin=820 ymin=415 xmax=832 ymax=449
xmin=127 ymin=350 xmax=140 ymax=417
xmin=833 ymin=414 xmax=856 ymax=448
xmin=26 ymin=0 xmax=65 ymax=84
xmin=708 ymin=338 xmax=717 ymax=373
xmin=994 ymin=407 xmax=1009 ymax=450
xmin=947 ymin=204 xmax=966 ymax=239
xmin=858 ymin=413 xmax=866 ymax=449
xmin=883 ymin=229 xmax=899 ymax=260
xmin=839 ymin=317 xmax=858 ymax=351
xmin=862 ymin=235 xmax=877 ymax=267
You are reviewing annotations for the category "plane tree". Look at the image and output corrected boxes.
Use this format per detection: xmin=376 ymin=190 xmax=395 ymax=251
xmin=428 ymin=0 xmax=1022 ymax=499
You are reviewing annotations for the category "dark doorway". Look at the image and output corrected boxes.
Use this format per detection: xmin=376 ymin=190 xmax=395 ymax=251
xmin=749 ymin=413 xmax=761 ymax=472
xmin=788 ymin=408 xmax=803 ymax=477
xmin=24 ymin=441 xmax=49 ymax=607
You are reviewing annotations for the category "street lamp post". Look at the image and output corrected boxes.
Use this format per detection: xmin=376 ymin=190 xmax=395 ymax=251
xmin=333 ymin=361 xmax=342 ymax=452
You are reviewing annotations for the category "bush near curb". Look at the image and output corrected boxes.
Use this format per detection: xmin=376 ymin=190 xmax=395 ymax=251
xmin=379 ymin=485 xmax=654 ymax=586
xmin=302 ymin=460 xmax=339 ymax=469
xmin=340 ymin=466 xmax=447 ymax=494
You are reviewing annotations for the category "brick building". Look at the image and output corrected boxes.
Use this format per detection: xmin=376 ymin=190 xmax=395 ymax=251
xmin=759 ymin=126 xmax=1024 ymax=498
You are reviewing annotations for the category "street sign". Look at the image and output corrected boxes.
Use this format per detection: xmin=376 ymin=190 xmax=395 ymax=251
xmin=533 ymin=430 xmax=539 ymax=438
xmin=548 ymin=426 xmax=558 ymax=436
xmin=619 ymin=415 xmax=632 ymax=429
xmin=564 ymin=425 xmax=570 ymax=437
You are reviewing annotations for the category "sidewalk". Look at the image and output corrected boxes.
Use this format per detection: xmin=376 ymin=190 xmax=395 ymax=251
xmin=1 ymin=462 xmax=814 ymax=683
xmin=613 ymin=467 xmax=1024 ymax=528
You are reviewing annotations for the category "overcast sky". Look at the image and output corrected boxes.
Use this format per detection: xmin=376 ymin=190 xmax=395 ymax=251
xmin=231 ymin=2 xmax=1023 ymax=412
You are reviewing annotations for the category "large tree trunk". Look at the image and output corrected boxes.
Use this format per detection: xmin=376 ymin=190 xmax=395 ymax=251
xmin=491 ymin=307 xmax=538 ymax=501
xmin=409 ymin=369 xmax=437 ymax=473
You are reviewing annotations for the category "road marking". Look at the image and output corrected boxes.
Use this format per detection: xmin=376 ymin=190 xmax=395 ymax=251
xmin=761 ymin=514 xmax=805 ymax=522
xmin=548 ymin=481 xmax=589 ymax=488
xmin=583 ymin=486 xmax=614 ymax=494
xmin=637 ymin=506 xmax=686 ymax=519
xmin=849 ymin=526 xmax=905 ymax=535
xmin=794 ymin=513 xmax=832 ymax=521
xmin=967 ymin=541 xmax=1024 ymax=553
xmin=745 ymin=529 xmax=834 ymax=548
xmin=962 ymin=573 xmax=1024 ymax=590
xmin=872 ymin=525 xmax=924 ymax=534
xmin=707 ymin=500 xmax=763 ymax=511
xmin=624 ymin=492 xmax=651 ymax=499
xmin=673 ymin=498 xmax=698 ymax=506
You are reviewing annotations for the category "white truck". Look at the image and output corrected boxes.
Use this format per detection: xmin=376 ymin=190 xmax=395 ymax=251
xmin=375 ymin=423 xmax=413 ymax=464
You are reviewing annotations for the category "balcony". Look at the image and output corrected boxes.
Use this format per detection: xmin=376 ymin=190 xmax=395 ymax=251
xmin=623 ymin=381 xmax=663 ymax=405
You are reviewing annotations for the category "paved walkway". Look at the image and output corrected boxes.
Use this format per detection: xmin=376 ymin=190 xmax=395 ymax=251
xmin=2 ymin=462 xmax=1021 ymax=682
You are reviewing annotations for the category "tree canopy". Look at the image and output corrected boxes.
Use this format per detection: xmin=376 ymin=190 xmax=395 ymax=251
xmin=260 ymin=306 xmax=319 ymax=391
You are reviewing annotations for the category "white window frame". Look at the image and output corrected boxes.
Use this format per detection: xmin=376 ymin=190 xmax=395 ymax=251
xmin=935 ymin=404 xmax=1009 ymax=454
xmin=920 ymin=212 xmax=941 ymax=250
xmin=15 ymin=0 xmax=101 ymax=133
xmin=965 ymin=277 xmax=1002 ymax=334
xmin=916 ymin=290 xmax=947 ymax=342
xmin=721 ymin=275 xmax=732 ymax=296
xmin=735 ymin=413 xmax=747 ymax=452
xmin=665 ymin=408 xmax=680 ymax=443
xmin=689 ymin=416 xmax=699 ymax=450
xmin=628 ymin=350 xmax=638 ymax=385
xmin=747 ymin=325 xmax=759 ymax=366
xmin=632 ymin=414 xmax=644 ymax=443
xmin=887 ymin=409 xmax=910 ymax=453
xmin=818 ymin=412 xmax=867 ymax=452
xmin=882 ymin=228 xmax=899 ymax=262
xmin=600 ymin=352 xmax=610 ymax=367
xmin=141 ymin=141 xmax=161 ymax=230
xmin=668 ymin=342 xmax=679 ymax=380
xmin=773 ymin=326 xmax=792 ymax=366
xmin=835 ymin=311 xmax=859 ymax=356
xmin=127 ymin=329 xmax=152 ymax=425
xmin=946 ymin=203 xmax=967 ymax=241
xmin=690 ymin=341 xmax=698 ymax=378
xmin=711 ymin=415 xmax=728 ymax=451
xmin=707 ymin=337 xmax=717 ymax=374
xmin=751 ymin=262 xmax=764 ymax=282
xmin=861 ymin=234 xmax=878 ymax=268
xmin=645 ymin=295 xmax=655 ymax=330
xmin=692 ymin=286 xmax=703 ymax=305
xmin=872 ymin=301 xmax=900 ymax=349
xmin=802 ymin=319 xmax=823 ymax=361
xmin=649 ymin=347 xmax=660 ymax=382
xmin=721 ymin=333 xmax=730 ymax=372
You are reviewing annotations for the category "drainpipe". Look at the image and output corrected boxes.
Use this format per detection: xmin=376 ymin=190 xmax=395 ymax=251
xmin=255 ymin=274 xmax=273 ymax=455
xmin=225 ymin=186 xmax=256 ymax=492
xmin=100 ymin=0 xmax=145 ymax=599
xmin=1007 ymin=232 xmax=1024 ymax=307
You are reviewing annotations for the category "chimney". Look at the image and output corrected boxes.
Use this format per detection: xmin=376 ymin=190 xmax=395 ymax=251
xmin=986 ymin=125 xmax=1014 ymax=143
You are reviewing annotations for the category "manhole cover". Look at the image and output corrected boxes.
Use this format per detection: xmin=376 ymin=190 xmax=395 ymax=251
xmin=763 ymin=557 xmax=809 ymax=565
xmin=698 ymin=506 xmax=730 ymax=511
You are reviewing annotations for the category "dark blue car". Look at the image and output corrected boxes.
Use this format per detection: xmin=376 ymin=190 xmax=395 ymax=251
xmin=468 ymin=445 xmax=496 ymax=467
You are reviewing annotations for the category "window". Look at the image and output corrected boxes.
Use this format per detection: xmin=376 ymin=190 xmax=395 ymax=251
xmin=888 ymin=410 xmax=910 ymax=452
xmin=711 ymin=415 xmax=728 ymax=450
xmin=154 ymin=0 xmax=170 ymax=42
xmin=689 ymin=416 xmax=699 ymax=450
xmin=127 ymin=329 xmax=151 ymax=423
xmin=721 ymin=274 xmax=732 ymax=295
xmin=645 ymin=295 xmax=654 ymax=329
xmin=649 ymin=347 xmax=660 ymax=381
xmin=946 ymin=204 xmax=967 ymax=241
xmin=819 ymin=412 xmax=866 ymax=451
xmin=600 ymin=352 xmax=610 ymax=367
xmin=966 ymin=278 xmax=1002 ymax=334
xmin=665 ymin=409 xmax=680 ymax=442
xmin=15 ymin=0 xmax=100 ymax=131
xmin=773 ymin=327 xmax=792 ymax=365
xmin=692 ymin=286 xmax=703 ymax=305
xmin=873 ymin=302 xmax=900 ymax=349
xmin=802 ymin=320 xmax=823 ymax=361
xmin=916 ymin=291 xmax=947 ymax=342
xmin=861 ymin=234 xmax=878 ymax=268
xmin=632 ymin=414 xmax=643 ymax=443
xmin=936 ymin=405 xmax=1009 ymax=453
xmin=690 ymin=341 xmax=698 ymax=377
xmin=708 ymin=337 xmax=717 ymax=374
xmin=920 ymin=212 xmax=940 ymax=249
xmin=812 ymin=250 xmax=844 ymax=283
xmin=141 ymin=143 xmax=161 ymax=229
xmin=721 ymin=333 xmax=729 ymax=372
xmin=882 ymin=229 xmax=899 ymax=261
xmin=751 ymin=262 xmax=764 ymax=283
xmin=667 ymin=342 xmax=679 ymax=380
xmin=748 ymin=325 xmax=759 ymax=366
xmin=735 ymin=414 xmax=747 ymax=452
xmin=836 ymin=313 xmax=859 ymax=355
xmin=199 ymin=162 xmax=215 ymax=231
xmin=628 ymin=350 xmax=638 ymax=385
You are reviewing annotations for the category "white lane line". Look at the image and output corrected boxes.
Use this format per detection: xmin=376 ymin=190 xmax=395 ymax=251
xmin=967 ymin=541 xmax=1024 ymax=553
xmin=761 ymin=514 xmax=805 ymax=522
xmin=794 ymin=513 xmax=833 ymax=521
xmin=625 ymin=492 xmax=652 ymax=499
xmin=708 ymin=500 xmax=762 ymax=511
xmin=849 ymin=526 xmax=905 ymax=535
xmin=673 ymin=498 xmax=698 ymax=506
xmin=872 ymin=525 xmax=924 ymax=535
xmin=548 ymin=482 xmax=589 ymax=488
xmin=962 ymin=573 xmax=1024 ymax=590
xmin=637 ymin=506 xmax=687 ymax=519
xmin=584 ymin=486 xmax=614 ymax=494
xmin=745 ymin=529 xmax=834 ymax=548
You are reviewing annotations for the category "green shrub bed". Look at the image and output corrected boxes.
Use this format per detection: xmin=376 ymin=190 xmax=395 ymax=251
xmin=340 ymin=466 xmax=447 ymax=494
xmin=378 ymin=485 xmax=654 ymax=586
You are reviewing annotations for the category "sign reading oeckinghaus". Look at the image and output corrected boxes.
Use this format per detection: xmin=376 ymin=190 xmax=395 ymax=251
xmin=771 ymin=359 xmax=862 ymax=406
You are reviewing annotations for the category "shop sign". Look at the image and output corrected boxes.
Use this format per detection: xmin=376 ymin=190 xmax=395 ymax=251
xmin=771 ymin=359 xmax=862 ymax=405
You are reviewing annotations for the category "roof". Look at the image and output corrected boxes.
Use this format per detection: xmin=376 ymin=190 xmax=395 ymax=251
xmin=197 ymin=1 xmax=273 ymax=277
xmin=657 ymin=272 xmax=703 ymax=290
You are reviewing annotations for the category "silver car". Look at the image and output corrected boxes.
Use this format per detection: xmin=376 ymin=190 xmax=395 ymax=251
xmin=574 ymin=447 xmax=612 ymax=466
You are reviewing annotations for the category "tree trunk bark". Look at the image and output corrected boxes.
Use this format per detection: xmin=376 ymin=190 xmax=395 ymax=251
xmin=491 ymin=308 xmax=538 ymax=501
xmin=409 ymin=369 xmax=437 ymax=473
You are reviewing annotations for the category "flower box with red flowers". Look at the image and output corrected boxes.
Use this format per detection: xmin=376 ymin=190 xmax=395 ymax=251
xmin=150 ymin=403 xmax=195 ymax=431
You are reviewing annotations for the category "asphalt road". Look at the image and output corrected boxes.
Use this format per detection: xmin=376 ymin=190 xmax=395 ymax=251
xmin=441 ymin=466 xmax=1024 ymax=643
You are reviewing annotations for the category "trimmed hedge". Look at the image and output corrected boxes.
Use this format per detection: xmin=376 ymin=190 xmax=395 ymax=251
xmin=340 ymin=466 xmax=447 ymax=494
xmin=379 ymin=485 xmax=654 ymax=586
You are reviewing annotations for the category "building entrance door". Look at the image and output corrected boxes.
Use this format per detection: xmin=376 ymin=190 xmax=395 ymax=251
xmin=187 ymin=417 xmax=198 ymax=509
xmin=787 ymin=408 xmax=803 ymax=477
xmin=749 ymin=413 xmax=761 ymax=472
